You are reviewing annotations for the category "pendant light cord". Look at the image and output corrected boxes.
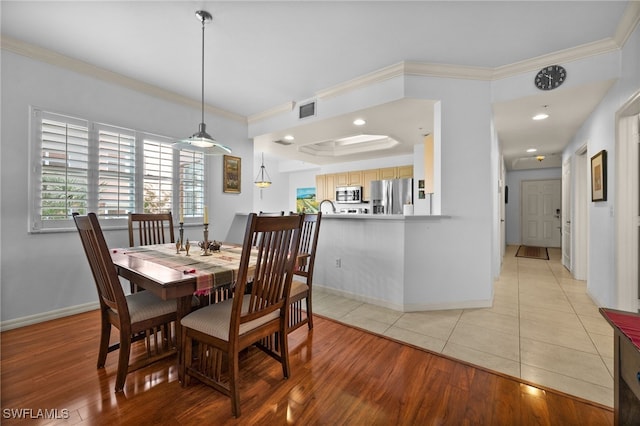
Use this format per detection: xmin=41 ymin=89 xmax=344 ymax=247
xmin=200 ymin=14 xmax=205 ymax=126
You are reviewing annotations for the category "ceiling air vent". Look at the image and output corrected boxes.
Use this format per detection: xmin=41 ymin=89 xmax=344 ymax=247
xmin=298 ymin=101 xmax=316 ymax=119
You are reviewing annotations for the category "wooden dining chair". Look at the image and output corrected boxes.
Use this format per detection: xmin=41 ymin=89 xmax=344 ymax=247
xmin=180 ymin=213 xmax=303 ymax=417
xmin=289 ymin=212 xmax=322 ymax=332
xmin=252 ymin=210 xmax=285 ymax=246
xmin=73 ymin=212 xmax=178 ymax=392
xmin=128 ymin=212 xmax=175 ymax=247
xmin=127 ymin=212 xmax=175 ymax=292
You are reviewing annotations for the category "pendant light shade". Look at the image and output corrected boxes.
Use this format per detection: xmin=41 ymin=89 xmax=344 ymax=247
xmin=254 ymin=153 xmax=272 ymax=188
xmin=172 ymin=10 xmax=231 ymax=155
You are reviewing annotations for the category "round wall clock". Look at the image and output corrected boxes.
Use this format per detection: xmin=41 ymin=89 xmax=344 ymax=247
xmin=534 ymin=65 xmax=567 ymax=90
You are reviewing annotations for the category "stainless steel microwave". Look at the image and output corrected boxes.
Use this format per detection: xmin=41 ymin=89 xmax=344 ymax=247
xmin=336 ymin=186 xmax=362 ymax=203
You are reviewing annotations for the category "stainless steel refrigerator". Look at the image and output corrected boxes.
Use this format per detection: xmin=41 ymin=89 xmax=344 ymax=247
xmin=370 ymin=178 xmax=413 ymax=214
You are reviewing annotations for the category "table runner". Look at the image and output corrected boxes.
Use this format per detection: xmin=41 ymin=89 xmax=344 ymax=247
xmin=115 ymin=243 xmax=257 ymax=295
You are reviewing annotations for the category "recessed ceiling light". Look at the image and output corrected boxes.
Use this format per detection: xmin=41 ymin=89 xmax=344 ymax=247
xmin=532 ymin=113 xmax=549 ymax=120
xmin=527 ymin=148 xmax=537 ymax=153
xmin=353 ymin=118 xmax=366 ymax=126
xmin=284 ymin=135 xmax=294 ymax=141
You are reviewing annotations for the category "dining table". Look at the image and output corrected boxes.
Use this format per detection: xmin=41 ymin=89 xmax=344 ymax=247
xmin=111 ymin=242 xmax=257 ymax=378
xmin=110 ymin=241 xmax=309 ymax=380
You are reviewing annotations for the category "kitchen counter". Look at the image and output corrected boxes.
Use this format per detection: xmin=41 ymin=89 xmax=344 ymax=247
xmin=228 ymin=211 xmax=491 ymax=313
xmin=312 ymin=212 xmax=492 ymax=313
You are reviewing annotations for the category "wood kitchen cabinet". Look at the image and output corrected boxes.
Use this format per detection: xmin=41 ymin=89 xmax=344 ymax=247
xmin=315 ymin=174 xmax=326 ymax=201
xmin=334 ymin=172 xmax=348 ymax=187
xmin=325 ymin=174 xmax=336 ymax=200
xmin=397 ymin=165 xmax=414 ymax=179
xmin=316 ymin=174 xmax=336 ymax=201
xmin=348 ymin=171 xmax=363 ymax=186
xmin=379 ymin=167 xmax=397 ymax=179
xmin=362 ymin=169 xmax=379 ymax=201
xmin=380 ymin=166 xmax=413 ymax=179
xmin=315 ymin=165 xmax=412 ymax=202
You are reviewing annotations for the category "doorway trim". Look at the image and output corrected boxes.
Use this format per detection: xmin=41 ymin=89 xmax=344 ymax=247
xmin=615 ymin=90 xmax=640 ymax=311
xmin=573 ymin=144 xmax=588 ymax=281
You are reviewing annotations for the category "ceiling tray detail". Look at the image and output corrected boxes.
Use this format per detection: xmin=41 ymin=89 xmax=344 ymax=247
xmin=298 ymin=134 xmax=399 ymax=157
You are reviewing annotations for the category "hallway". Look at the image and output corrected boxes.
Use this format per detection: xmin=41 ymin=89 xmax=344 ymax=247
xmin=313 ymin=245 xmax=614 ymax=407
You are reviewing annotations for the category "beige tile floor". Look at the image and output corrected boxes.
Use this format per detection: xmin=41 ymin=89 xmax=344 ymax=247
xmin=312 ymin=245 xmax=615 ymax=407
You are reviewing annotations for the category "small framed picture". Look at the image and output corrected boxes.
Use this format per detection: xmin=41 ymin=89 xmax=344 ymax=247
xmin=590 ymin=150 xmax=607 ymax=202
xmin=418 ymin=190 xmax=425 ymax=199
xmin=223 ymin=155 xmax=241 ymax=194
xmin=418 ymin=179 xmax=425 ymax=189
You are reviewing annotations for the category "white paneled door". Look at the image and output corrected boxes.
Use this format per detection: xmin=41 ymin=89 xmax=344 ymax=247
xmin=522 ymin=179 xmax=562 ymax=248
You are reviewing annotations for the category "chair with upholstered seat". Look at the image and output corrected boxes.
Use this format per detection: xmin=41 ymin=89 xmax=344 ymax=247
xmin=128 ymin=212 xmax=175 ymax=247
xmin=289 ymin=212 xmax=322 ymax=332
xmin=127 ymin=212 xmax=175 ymax=292
xmin=180 ymin=213 xmax=303 ymax=417
xmin=251 ymin=211 xmax=285 ymax=246
xmin=73 ymin=212 xmax=178 ymax=392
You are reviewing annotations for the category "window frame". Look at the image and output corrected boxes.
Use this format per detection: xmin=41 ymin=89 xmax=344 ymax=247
xmin=28 ymin=107 xmax=208 ymax=233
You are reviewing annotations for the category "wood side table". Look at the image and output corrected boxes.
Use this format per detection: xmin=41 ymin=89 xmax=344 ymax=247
xmin=600 ymin=308 xmax=640 ymax=425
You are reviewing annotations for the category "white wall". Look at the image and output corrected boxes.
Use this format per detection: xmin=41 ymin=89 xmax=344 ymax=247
xmin=505 ymin=168 xmax=563 ymax=246
xmin=0 ymin=50 xmax=254 ymax=324
xmin=249 ymin=71 xmax=496 ymax=308
xmin=251 ymin=152 xmax=292 ymax=214
xmin=562 ymin=24 xmax=640 ymax=309
xmin=404 ymin=75 xmax=495 ymax=306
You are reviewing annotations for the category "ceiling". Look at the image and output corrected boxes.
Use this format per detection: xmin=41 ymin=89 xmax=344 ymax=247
xmin=1 ymin=1 xmax=634 ymax=170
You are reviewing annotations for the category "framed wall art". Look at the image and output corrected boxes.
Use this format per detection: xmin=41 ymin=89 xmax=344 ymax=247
xmin=223 ymin=155 xmax=241 ymax=194
xmin=590 ymin=150 xmax=607 ymax=202
xmin=296 ymin=187 xmax=318 ymax=213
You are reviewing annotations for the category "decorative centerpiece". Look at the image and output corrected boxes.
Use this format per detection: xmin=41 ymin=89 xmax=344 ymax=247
xmin=199 ymin=240 xmax=221 ymax=252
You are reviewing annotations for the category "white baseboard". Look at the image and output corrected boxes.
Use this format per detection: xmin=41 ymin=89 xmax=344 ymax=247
xmin=313 ymin=284 xmax=492 ymax=312
xmin=314 ymin=284 xmax=405 ymax=311
xmin=0 ymin=301 xmax=99 ymax=332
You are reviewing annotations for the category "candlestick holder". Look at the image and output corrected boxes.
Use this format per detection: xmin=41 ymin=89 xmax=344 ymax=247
xmin=179 ymin=222 xmax=185 ymax=251
xmin=202 ymin=223 xmax=212 ymax=256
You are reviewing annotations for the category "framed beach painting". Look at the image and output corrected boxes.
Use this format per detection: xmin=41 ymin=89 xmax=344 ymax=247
xmin=296 ymin=187 xmax=318 ymax=213
xmin=223 ymin=155 xmax=241 ymax=193
xmin=590 ymin=150 xmax=607 ymax=202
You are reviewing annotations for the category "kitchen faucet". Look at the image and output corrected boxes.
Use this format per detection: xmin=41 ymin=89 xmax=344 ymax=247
xmin=319 ymin=199 xmax=336 ymax=214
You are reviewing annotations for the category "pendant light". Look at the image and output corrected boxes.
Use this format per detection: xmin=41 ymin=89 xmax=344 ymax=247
xmin=172 ymin=10 xmax=231 ymax=155
xmin=254 ymin=153 xmax=272 ymax=188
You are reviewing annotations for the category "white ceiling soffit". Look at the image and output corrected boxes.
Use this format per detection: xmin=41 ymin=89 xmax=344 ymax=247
xmin=298 ymin=134 xmax=399 ymax=157
xmin=254 ymin=98 xmax=434 ymax=166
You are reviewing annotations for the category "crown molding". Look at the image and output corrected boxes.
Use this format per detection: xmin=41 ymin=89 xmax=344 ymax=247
xmin=248 ymin=101 xmax=295 ymax=124
xmin=0 ymin=36 xmax=246 ymax=123
xmin=315 ymin=62 xmax=407 ymax=100
xmin=4 ymin=0 xmax=638 ymax=129
xmin=615 ymin=0 xmax=640 ymax=46
xmin=492 ymin=38 xmax=620 ymax=80
xmin=404 ymin=62 xmax=494 ymax=80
